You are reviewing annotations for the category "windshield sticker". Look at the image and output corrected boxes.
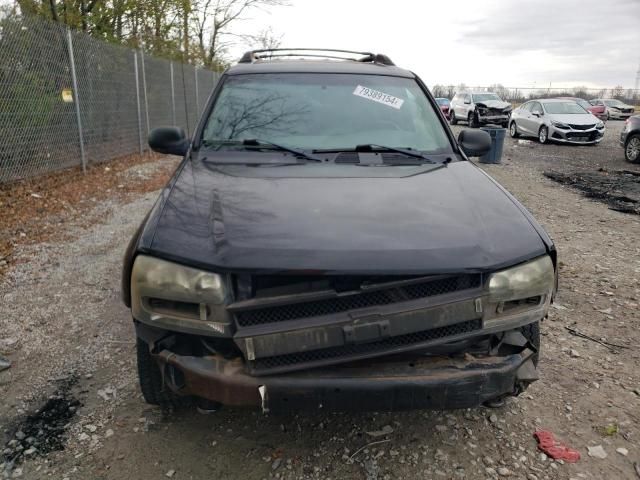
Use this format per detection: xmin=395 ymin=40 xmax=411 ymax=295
xmin=353 ymin=85 xmax=404 ymax=110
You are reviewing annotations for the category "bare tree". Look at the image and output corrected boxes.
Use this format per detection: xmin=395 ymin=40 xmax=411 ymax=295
xmin=243 ymin=26 xmax=282 ymax=50
xmin=191 ymin=0 xmax=287 ymax=67
xmin=430 ymin=84 xmax=447 ymax=98
xmin=611 ymin=85 xmax=624 ymax=99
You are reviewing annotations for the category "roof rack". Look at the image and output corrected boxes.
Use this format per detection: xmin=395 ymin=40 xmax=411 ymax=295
xmin=238 ymin=48 xmax=395 ymax=66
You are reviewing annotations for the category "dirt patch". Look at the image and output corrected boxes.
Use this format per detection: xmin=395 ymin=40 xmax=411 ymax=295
xmin=544 ymin=168 xmax=640 ymax=214
xmin=2 ymin=377 xmax=81 ymax=475
xmin=0 ymin=152 xmax=179 ymax=277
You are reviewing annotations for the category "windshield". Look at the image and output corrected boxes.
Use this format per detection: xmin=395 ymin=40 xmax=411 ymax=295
xmin=574 ymin=99 xmax=591 ymax=109
xmin=604 ymin=99 xmax=625 ymax=107
xmin=435 ymin=98 xmax=450 ymax=105
xmin=542 ymin=102 xmax=587 ymax=114
xmin=472 ymin=93 xmax=501 ymax=102
xmin=201 ymin=73 xmax=451 ymax=153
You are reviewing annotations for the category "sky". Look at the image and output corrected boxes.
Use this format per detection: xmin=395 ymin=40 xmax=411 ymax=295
xmin=231 ymin=0 xmax=640 ymax=89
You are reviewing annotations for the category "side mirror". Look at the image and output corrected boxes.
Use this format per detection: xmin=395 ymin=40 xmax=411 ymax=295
xmin=148 ymin=127 xmax=189 ymax=156
xmin=532 ymin=111 xmax=542 ymax=117
xmin=464 ymin=99 xmax=471 ymax=105
xmin=458 ymin=129 xmax=491 ymax=157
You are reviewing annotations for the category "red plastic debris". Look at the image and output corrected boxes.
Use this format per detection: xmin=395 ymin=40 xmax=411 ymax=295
xmin=534 ymin=430 xmax=581 ymax=463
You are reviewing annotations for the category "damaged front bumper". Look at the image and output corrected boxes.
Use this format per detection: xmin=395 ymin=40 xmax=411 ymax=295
xmin=149 ymin=334 xmax=538 ymax=412
xmin=477 ymin=114 xmax=510 ymax=125
xmin=550 ymin=126 xmax=604 ymax=144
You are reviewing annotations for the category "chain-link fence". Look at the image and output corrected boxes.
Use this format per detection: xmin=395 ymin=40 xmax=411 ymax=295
xmin=0 ymin=12 xmax=221 ymax=183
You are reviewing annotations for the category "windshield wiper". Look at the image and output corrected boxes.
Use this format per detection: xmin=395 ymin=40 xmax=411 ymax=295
xmin=205 ymin=139 xmax=322 ymax=163
xmin=314 ymin=145 xmax=439 ymax=164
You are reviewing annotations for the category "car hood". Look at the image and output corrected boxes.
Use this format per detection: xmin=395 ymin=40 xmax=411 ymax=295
xmin=476 ymin=100 xmax=511 ymax=110
xmin=142 ymin=157 xmax=548 ymax=274
xmin=548 ymin=113 xmax=599 ymax=125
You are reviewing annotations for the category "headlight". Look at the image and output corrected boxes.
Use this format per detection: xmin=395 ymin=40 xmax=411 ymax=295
xmin=131 ymin=255 xmax=232 ymax=336
xmin=596 ymin=121 xmax=604 ymax=129
xmin=489 ymin=256 xmax=555 ymax=303
xmin=551 ymin=121 xmax=570 ymax=129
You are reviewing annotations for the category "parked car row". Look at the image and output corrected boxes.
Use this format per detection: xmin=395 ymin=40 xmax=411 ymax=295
xmin=591 ymin=98 xmax=636 ymax=120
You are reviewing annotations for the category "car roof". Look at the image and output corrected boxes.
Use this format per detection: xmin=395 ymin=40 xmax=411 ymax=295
xmin=226 ymin=59 xmax=415 ymax=78
xmin=537 ymin=98 xmax=577 ymax=103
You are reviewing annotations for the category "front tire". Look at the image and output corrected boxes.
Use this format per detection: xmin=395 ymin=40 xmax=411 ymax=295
xmin=509 ymin=121 xmax=519 ymax=138
xmin=136 ymin=337 xmax=186 ymax=409
xmin=538 ymin=125 xmax=549 ymax=144
xmin=625 ymin=134 xmax=640 ymax=163
xmin=450 ymin=110 xmax=458 ymax=125
xmin=469 ymin=111 xmax=479 ymax=128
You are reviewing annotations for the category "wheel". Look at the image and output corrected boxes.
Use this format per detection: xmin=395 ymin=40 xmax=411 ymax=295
xmin=136 ymin=337 xmax=186 ymax=409
xmin=606 ymin=111 xmax=610 ymax=121
xmin=625 ymin=133 xmax=640 ymax=163
xmin=520 ymin=321 xmax=540 ymax=366
xmin=509 ymin=121 xmax=519 ymax=138
xmin=468 ymin=111 xmax=479 ymax=128
xmin=450 ymin=110 xmax=458 ymax=125
xmin=538 ymin=125 xmax=548 ymax=144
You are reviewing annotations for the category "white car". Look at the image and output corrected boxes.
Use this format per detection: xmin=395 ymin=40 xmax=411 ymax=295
xmin=509 ymin=99 xmax=605 ymax=145
xmin=449 ymin=91 xmax=512 ymax=128
xmin=590 ymin=98 xmax=635 ymax=120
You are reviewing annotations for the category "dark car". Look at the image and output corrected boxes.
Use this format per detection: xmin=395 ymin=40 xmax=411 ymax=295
xmin=621 ymin=115 xmax=640 ymax=163
xmin=435 ymin=97 xmax=451 ymax=119
xmin=122 ymin=49 xmax=557 ymax=414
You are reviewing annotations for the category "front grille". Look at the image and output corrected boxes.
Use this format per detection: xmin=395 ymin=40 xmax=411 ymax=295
xmin=251 ymin=318 xmax=482 ymax=372
xmin=568 ymin=124 xmax=595 ymax=130
xmin=235 ymin=274 xmax=481 ymax=327
xmin=566 ymin=131 xmax=598 ymax=140
xmin=486 ymin=108 xmax=509 ymax=115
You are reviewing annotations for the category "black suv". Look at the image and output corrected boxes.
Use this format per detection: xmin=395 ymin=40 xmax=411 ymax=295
xmin=122 ymin=49 xmax=557 ymax=413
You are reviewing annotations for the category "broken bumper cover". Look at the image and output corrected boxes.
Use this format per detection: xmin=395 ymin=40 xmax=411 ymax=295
xmin=478 ymin=115 xmax=510 ymax=124
xmin=153 ymin=348 xmax=538 ymax=412
xmin=550 ymin=127 xmax=604 ymax=144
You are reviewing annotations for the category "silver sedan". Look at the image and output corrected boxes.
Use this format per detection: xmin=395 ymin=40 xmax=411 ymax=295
xmin=509 ymin=99 xmax=605 ymax=145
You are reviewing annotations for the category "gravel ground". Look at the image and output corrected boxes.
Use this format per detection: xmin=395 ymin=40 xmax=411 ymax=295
xmin=1 ymin=123 xmax=640 ymax=480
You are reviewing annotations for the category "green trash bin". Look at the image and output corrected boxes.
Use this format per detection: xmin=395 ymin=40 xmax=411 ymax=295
xmin=479 ymin=126 xmax=506 ymax=164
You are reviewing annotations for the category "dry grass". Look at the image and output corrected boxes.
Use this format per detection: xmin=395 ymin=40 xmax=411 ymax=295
xmin=0 ymin=152 xmax=180 ymax=276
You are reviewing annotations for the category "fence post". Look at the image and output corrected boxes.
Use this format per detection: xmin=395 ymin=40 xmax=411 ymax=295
xmin=194 ymin=67 xmax=200 ymax=114
xmin=65 ymin=28 xmax=87 ymax=173
xmin=134 ymin=52 xmax=144 ymax=156
xmin=140 ymin=49 xmax=150 ymax=137
xmin=170 ymin=62 xmax=176 ymax=125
